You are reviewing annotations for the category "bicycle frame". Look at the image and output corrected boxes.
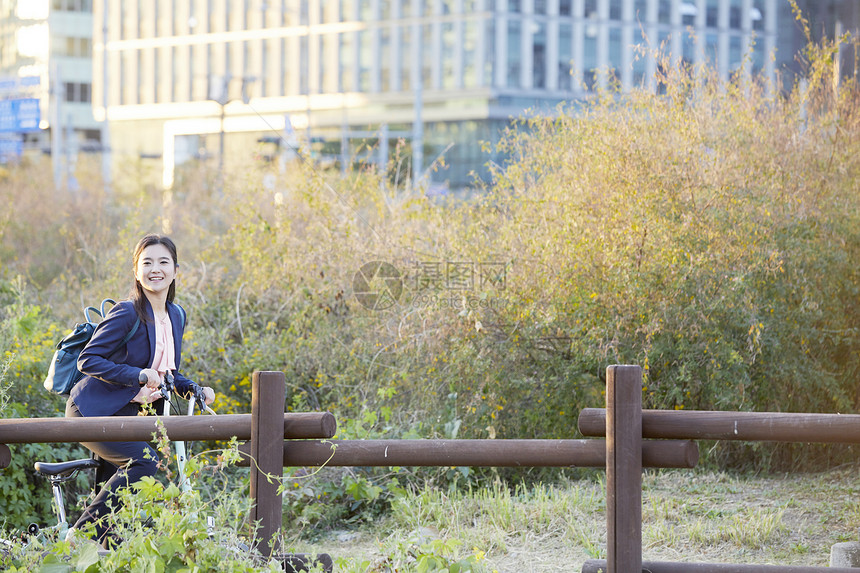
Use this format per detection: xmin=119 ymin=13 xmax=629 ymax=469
xmin=159 ymin=372 xmax=216 ymax=493
xmin=29 ymin=458 xmax=100 ymax=543
xmin=29 ymin=373 xmax=215 ymax=543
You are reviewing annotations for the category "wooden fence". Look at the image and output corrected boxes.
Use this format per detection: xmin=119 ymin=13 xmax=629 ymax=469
xmin=5 ymin=367 xmax=851 ymax=570
xmin=579 ymin=364 xmax=860 ymax=573
xmin=1 ymin=370 xmax=699 ymax=562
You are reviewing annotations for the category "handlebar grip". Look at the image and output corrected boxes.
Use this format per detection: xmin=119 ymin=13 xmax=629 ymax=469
xmin=139 ymin=371 xmax=147 ymax=383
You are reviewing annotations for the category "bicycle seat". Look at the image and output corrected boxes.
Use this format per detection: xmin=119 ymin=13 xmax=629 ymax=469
xmin=34 ymin=458 xmax=100 ymax=477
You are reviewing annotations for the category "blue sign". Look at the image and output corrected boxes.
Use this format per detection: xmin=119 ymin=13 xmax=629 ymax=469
xmin=0 ymin=98 xmax=41 ymax=133
xmin=0 ymin=76 xmax=40 ymax=93
xmin=0 ymin=137 xmax=23 ymax=158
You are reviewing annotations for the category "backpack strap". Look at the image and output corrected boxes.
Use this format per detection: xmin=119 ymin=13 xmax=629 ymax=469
xmin=97 ymin=298 xmax=137 ymax=351
xmin=175 ymin=304 xmax=187 ymax=329
xmin=119 ymin=318 xmax=140 ymax=347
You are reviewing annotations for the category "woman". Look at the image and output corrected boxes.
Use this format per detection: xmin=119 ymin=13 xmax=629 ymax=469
xmin=66 ymin=233 xmax=215 ymax=546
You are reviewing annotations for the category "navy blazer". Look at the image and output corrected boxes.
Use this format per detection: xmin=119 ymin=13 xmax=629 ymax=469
xmin=71 ymin=299 xmax=196 ymax=417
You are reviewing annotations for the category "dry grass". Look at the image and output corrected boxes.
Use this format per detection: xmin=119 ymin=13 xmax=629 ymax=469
xmin=283 ymin=467 xmax=860 ymax=572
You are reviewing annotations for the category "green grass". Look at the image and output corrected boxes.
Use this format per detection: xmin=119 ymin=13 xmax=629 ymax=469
xmin=282 ymin=467 xmax=860 ymax=572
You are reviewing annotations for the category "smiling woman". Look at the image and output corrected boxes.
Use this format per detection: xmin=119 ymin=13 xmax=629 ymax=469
xmin=63 ymin=233 xmax=215 ymax=548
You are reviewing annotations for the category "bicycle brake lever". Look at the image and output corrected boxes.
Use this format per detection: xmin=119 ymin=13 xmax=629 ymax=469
xmin=157 ymin=372 xmax=176 ymax=405
xmin=192 ymin=384 xmax=211 ymax=414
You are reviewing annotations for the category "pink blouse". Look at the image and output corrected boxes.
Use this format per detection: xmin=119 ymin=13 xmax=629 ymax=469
xmin=151 ymin=314 xmax=176 ymax=376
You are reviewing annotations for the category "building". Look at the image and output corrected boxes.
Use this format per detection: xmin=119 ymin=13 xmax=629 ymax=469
xmin=90 ymin=0 xmax=788 ymax=191
xmin=4 ymin=1 xmax=859 ymax=190
xmin=0 ymin=0 xmax=101 ymax=184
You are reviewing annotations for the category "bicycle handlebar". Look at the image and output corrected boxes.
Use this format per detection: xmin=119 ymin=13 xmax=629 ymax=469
xmin=139 ymin=370 xmax=215 ymax=415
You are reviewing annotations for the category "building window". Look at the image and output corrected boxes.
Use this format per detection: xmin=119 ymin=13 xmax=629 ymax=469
xmin=753 ymin=39 xmax=765 ymax=73
xmin=681 ymin=2 xmax=696 ymax=26
xmin=559 ymin=0 xmax=572 ymax=17
xmin=752 ymin=0 xmax=765 ymax=31
xmin=729 ymin=35 xmax=742 ymax=71
xmin=658 ymin=0 xmax=671 ymax=25
xmin=682 ymin=30 xmax=695 ymax=65
xmin=400 ymin=27 xmax=411 ymax=91
xmin=381 ymin=26 xmax=392 ymax=91
xmin=634 ymin=0 xmax=647 ymax=23
xmin=609 ymin=0 xmax=622 ymax=21
xmin=705 ymin=33 xmax=718 ymax=64
xmin=729 ymin=0 xmax=741 ymax=29
xmin=706 ymin=0 xmax=719 ymax=28
xmin=341 ymin=0 xmax=356 ymax=20
xmin=583 ymin=33 xmax=597 ymax=91
xmin=442 ymin=22 xmax=456 ymax=88
xmin=463 ymin=20 xmax=478 ymax=87
xmin=340 ymin=32 xmax=355 ymax=92
xmin=54 ymin=37 xmax=92 ymax=57
xmin=558 ymin=22 xmax=572 ymax=90
xmin=358 ymin=29 xmax=372 ymax=91
xmin=506 ymin=19 xmax=521 ymax=88
xmin=300 ymin=35 xmax=310 ymax=94
xmin=533 ymin=21 xmax=546 ymax=88
xmin=52 ymin=0 xmax=93 ymax=12
xmin=64 ymin=82 xmax=92 ymax=103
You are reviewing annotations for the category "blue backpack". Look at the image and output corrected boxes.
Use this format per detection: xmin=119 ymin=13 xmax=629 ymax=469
xmin=44 ymin=299 xmax=140 ymax=397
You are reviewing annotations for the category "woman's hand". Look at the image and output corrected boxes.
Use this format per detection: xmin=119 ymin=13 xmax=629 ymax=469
xmin=201 ymin=386 xmax=216 ymax=405
xmin=131 ymin=385 xmax=163 ymax=404
xmin=139 ymin=368 xmax=161 ymax=389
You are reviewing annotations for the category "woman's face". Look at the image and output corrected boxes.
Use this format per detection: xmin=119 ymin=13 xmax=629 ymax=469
xmin=134 ymin=243 xmax=177 ymax=297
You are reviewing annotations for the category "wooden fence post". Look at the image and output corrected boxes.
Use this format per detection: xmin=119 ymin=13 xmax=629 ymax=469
xmin=606 ymin=365 xmax=643 ymax=573
xmin=249 ymin=371 xmax=286 ymax=557
xmin=0 ymin=444 xmax=10 ymax=469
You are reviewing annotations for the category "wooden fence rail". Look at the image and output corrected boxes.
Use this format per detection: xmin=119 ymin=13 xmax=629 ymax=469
xmin=0 ymin=372 xmax=333 ymax=561
xmin=579 ymin=408 xmax=860 ymax=443
xmin=237 ymin=438 xmax=698 ymax=468
xmin=0 ymin=411 xmax=335 ymax=444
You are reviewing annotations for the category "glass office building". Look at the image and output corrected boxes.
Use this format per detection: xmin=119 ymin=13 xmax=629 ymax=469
xmin=93 ymin=0 xmax=781 ymax=189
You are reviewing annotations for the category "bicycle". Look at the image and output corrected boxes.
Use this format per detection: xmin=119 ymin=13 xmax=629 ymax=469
xmin=18 ymin=373 xmax=332 ymax=572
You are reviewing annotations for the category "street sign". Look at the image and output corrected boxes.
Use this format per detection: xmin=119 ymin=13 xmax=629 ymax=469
xmin=0 ymin=76 xmax=40 ymax=96
xmin=0 ymin=98 xmax=41 ymax=133
xmin=0 ymin=137 xmax=23 ymax=159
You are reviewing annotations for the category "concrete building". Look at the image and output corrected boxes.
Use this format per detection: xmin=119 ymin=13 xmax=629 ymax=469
xmin=91 ymin=0 xmax=786 ymax=191
xmin=0 ymin=0 xmax=100 ymax=184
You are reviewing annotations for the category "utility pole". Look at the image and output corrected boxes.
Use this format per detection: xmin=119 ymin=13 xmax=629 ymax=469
xmin=101 ymin=0 xmax=111 ymax=192
xmin=411 ymin=0 xmax=423 ymax=189
xmin=51 ymin=61 xmax=63 ymax=191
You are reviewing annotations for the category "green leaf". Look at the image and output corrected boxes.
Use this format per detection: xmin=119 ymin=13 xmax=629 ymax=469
xmin=73 ymin=543 xmax=100 ymax=571
xmin=38 ymin=561 xmax=72 ymax=573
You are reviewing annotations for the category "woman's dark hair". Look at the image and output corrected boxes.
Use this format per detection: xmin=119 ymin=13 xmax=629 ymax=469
xmin=130 ymin=233 xmax=178 ymax=322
